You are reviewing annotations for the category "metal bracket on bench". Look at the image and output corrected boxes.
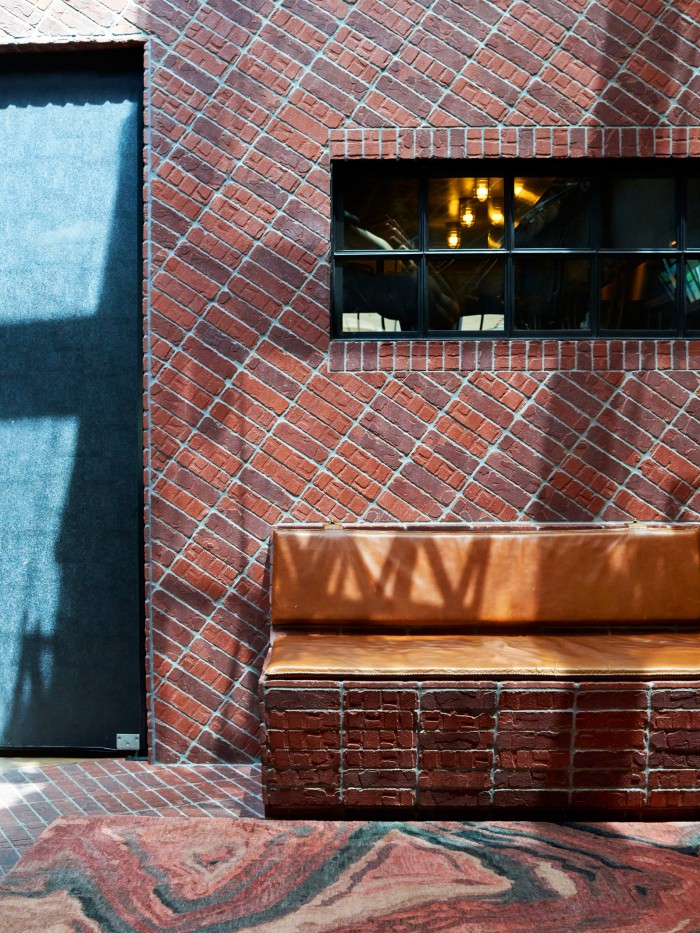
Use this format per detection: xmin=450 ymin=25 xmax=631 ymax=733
xmin=323 ymin=519 xmax=344 ymax=530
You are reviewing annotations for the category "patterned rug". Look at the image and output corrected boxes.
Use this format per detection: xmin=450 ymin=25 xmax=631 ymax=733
xmin=1 ymin=817 xmax=700 ymax=932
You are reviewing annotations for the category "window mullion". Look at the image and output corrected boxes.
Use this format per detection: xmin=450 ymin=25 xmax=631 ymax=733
xmin=333 ymin=261 xmax=343 ymax=339
xmin=678 ymin=172 xmax=686 ymax=337
xmin=419 ymin=170 xmax=428 ymax=337
xmin=592 ymin=172 xmax=601 ymax=339
xmin=331 ymin=167 xmax=341 ymax=338
xmin=504 ymin=170 xmax=514 ymax=338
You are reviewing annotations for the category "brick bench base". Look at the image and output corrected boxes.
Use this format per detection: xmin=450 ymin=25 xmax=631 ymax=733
xmin=261 ymin=679 xmax=700 ymax=818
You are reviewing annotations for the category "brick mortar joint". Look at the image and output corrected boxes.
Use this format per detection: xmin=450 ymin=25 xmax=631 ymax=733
xmin=489 ymin=682 xmax=502 ymax=806
xmin=567 ymin=683 xmax=580 ymax=803
xmin=644 ymin=683 xmax=654 ymax=805
xmin=415 ymin=682 xmax=422 ymax=800
xmin=339 ymin=683 xmax=345 ymax=804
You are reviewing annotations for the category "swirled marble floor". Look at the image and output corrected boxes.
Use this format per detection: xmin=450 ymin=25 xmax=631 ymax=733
xmin=1 ymin=816 xmax=699 ymax=932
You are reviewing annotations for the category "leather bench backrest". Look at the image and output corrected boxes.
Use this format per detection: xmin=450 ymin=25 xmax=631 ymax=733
xmin=271 ymin=524 xmax=700 ymax=629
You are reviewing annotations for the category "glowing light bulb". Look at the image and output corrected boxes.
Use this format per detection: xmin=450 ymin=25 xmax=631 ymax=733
xmin=459 ymin=198 xmax=475 ymax=227
xmin=446 ymin=224 xmax=461 ymax=249
xmin=475 ymin=178 xmax=489 ymax=202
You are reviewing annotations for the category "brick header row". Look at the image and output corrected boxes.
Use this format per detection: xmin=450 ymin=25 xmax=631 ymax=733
xmin=330 ymin=126 xmax=700 ymax=161
xmin=329 ymin=340 xmax=700 ymax=373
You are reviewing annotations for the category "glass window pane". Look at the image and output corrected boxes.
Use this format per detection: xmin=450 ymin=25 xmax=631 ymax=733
xmin=602 ymin=178 xmax=676 ymax=248
xmin=687 ymin=179 xmax=700 ymax=248
xmin=338 ymin=257 xmax=418 ymax=333
xmin=513 ymin=177 xmax=590 ymax=248
xmin=341 ymin=176 xmax=419 ymax=250
xmin=600 ymin=257 xmax=676 ymax=331
xmin=427 ymin=257 xmax=504 ymax=332
xmin=428 ymin=177 xmax=504 ymax=250
xmin=514 ymin=257 xmax=591 ymax=331
xmin=685 ymin=257 xmax=700 ymax=330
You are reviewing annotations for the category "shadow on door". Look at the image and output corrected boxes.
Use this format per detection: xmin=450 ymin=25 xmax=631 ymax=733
xmin=0 ymin=49 xmax=145 ymax=751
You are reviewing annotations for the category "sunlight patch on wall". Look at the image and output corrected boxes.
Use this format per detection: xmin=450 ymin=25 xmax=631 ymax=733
xmin=0 ymin=94 xmax=135 ymax=323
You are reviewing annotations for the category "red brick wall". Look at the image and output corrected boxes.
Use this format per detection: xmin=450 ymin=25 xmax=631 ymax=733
xmin=2 ymin=1 xmax=699 ymax=763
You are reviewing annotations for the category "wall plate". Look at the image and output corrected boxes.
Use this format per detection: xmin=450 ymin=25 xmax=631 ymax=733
xmin=116 ymin=734 xmax=140 ymax=751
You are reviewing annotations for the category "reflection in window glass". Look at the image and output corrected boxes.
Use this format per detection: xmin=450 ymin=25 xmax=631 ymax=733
xmin=513 ymin=177 xmax=590 ymax=248
xmin=514 ymin=257 xmax=590 ymax=331
xmin=687 ymin=180 xmax=700 ymax=248
xmin=342 ymin=176 xmax=419 ymax=251
xmin=600 ymin=257 xmax=676 ymax=331
xmin=340 ymin=258 xmax=418 ymax=333
xmin=686 ymin=258 xmax=700 ymax=330
xmin=427 ymin=257 xmax=504 ymax=331
xmin=602 ymin=178 xmax=676 ymax=249
xmin=428 ymin=177 xmax=504 ymax=250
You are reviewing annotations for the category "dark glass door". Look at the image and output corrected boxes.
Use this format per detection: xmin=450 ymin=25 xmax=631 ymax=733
xmin=0 ymin=50 xmax=145 ymax=750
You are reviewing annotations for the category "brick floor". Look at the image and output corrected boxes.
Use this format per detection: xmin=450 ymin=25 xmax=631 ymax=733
xmin=0 ymin=759 xmax=263 ymax=876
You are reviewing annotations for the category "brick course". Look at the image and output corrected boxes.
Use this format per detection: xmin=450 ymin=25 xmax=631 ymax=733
xmin=3 ymin=1 xmax=699 ymax=767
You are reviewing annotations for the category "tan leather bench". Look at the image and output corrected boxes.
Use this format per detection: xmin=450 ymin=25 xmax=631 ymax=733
xmin=266 ymin=523 xmax=700 ymax=678
xmin=261 ymin=522 xmax=700 ymax=817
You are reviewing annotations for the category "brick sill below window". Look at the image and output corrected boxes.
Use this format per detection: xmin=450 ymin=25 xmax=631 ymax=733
xmin=329 ymin=340 xmax=700 ymax=373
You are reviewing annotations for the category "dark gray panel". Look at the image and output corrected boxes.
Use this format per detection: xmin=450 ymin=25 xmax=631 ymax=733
xmin=0 ymin=52 xmax=144 ymax=750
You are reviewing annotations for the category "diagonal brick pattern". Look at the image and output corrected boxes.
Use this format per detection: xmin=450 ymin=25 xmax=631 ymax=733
xmin=2 ymin=1 xmax=699 ymax=764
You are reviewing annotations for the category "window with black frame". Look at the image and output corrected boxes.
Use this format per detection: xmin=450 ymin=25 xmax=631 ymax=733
xmin=331 ymin=160 xmax=700 ymax=339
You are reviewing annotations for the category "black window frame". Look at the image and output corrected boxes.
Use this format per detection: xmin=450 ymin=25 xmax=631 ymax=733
xmin=331 ymin=158 xmax=700 ymax=340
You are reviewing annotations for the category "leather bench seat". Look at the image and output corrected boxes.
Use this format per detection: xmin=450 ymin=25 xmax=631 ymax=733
xmin=266 ymin=630 xmax=700 ymax=678
xmin=266 ymin=523 xmax=700 ymax=677
xmin=262 ymin=522 xmax=700 ymax=818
